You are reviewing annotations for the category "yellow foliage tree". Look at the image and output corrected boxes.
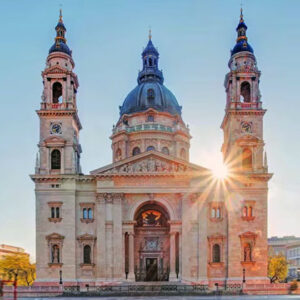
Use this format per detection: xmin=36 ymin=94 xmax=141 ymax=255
xmin=268 ymin=254 xmax=288 ymax=283
xmin=0 ymin=254 xmax=35 ymax=286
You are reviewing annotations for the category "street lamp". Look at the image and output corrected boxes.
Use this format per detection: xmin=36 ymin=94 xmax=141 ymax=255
xmin=59 ymin=269 xmax=63 ymax=285
xmin=243 ymin=268 xmax=246 ymax=283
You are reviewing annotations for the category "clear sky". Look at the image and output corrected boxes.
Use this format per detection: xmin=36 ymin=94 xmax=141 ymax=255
xmin=0 ymin=0 xmax=299 ymax=259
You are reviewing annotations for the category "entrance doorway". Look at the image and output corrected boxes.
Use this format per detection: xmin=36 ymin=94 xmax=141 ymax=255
xmin=146 ymin=258 xmax=158 ymax=281
xmin=131 ymin=202 xmax=171 ymax=281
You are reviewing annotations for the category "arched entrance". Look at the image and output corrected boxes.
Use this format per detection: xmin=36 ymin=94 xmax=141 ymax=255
xmin=133 ymin=202 xmax=170 ymax=281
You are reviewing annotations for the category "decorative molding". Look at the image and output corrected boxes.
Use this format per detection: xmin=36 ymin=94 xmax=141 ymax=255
xmin=48 ymin=201 xmax=63 ymax=207
xmin=80 ymin=218 xmax=94 ymax=224
xmin=79 ymin=202 xmax=95 ymax=208
xmin=48 ymin=263 xmax=63 ymax=268
xmin=77 ymin=234 xmax=96 ymax=242
xmin=45 ymin=233 xmax=64 ymax=241
xmin=48 ymin=217 xmax=62 ymax=223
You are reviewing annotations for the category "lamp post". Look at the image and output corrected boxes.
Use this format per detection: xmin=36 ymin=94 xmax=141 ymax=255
xmin=243 ymin=268 xmax=246 ymax=283
xmin=59 ymin=269 xmax=63 ymax=285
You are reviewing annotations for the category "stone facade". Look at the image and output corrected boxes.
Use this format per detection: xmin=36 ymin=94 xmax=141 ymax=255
xmin=31 ymin=11 xmax=272 ymax=286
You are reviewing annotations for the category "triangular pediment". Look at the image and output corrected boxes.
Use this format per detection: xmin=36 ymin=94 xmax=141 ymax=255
xmin=90 ymin=150 xmax=208 ymax=176
xmin=44 ymin=65 xmax=67 ymax=75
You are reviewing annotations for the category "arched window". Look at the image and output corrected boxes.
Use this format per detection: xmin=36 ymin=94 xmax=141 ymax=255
xmin=88 ymin=208 xmax=93 ymax=219
xmin=242 ymin=148 xmax=252 ymax=169
xmin=244 ymin=243 xmax=252 ymax=262
xmin=132 ymin=147 xmax=141 ymax=156
xmin=51 ymin=244 xmax=60 ymax=263
xmin=149 ymin=58 xmax=153 ymax=66
xmin=212 ymin=244 xmax=221 ymax=263
xmin=116 ymin=148 xmax=122 ymax=161
xmin=147 ymin=115 xmax=154 ymax=122
xmin=162 ymin=147 xmax=169 ymax=155
xmin=211 ymin=208 xmax=216 ymax=218
xmin=83 ymin=245 xmax=91 ymax=264
xmin=51 ymin=149 xmax=61 ymax=170
xmin=216 ymin=208 xmax=221 ymax=218
xmin=147 ymin=146 xmax=155 ymax=151
xmin=52 ymin=82 xmax=63 ymax=103
xmin=83 ymin=208 xmax=88 ymax=219
xmin=243 ymin=206 xmax=248 ymax=217
xmin=240 ymin=81 xmax=251 ymax=103
xmin=180 ymin=148 xmax=186 ymax=159
xmin=147 ymin=89 xmax=155 ymax=100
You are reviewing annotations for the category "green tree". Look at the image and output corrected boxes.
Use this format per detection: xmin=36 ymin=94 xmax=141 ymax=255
xmin=0 ymin=254 xmax=36 ymax=286
xmin=268 ymin=254 xmax=288 ymax=283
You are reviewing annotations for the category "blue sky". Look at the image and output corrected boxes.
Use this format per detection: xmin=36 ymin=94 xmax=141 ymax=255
xmin=0 ymin=0 xmax=299 ymax=259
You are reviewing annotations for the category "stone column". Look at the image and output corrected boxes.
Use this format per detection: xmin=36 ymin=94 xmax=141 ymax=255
xmin=105 ymin=194 xmax=113 ymax=279
xmin=181 ymin=193 xmax=199 ymax=281
xmin=47 ymin=147 xmax=50 ymax=174
xmin=122 ymin=232 xmax=126 ymax=276
xmin=61 ymin=147 xmax=65 ymax=174
xmin=178 ymin=232 xmax=182 ymax=280
xmin=128 ymin=232 xmax=135 ymax=280
xmin=96 ymin=194 xmax=106 ymax=281
xmin=113 ymin=194 xmax=123 ymax=280
xmin=169 ymin=231 xmax=177 ymax=281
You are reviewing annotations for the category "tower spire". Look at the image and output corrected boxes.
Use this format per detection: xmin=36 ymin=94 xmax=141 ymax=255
xmin=231 ymin=8 xmax=253 ymax=56
xmin=137 ymin=33 xmax=163 ymax=84
xmin=59 ymin=8 xmax=63 ymax=23
xmin=49 ymin=10 xmax=72 ymax=56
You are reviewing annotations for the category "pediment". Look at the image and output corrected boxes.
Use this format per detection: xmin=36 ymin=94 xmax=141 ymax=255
xmin=239 ymin=231 xmax=257 ymax=239
xmin=45 ymin=233 xmax=64 ymax=240
xmin=44 ymin=65 xmax=67 ymax=75
xmin=90 ymin=150 xmax=208 ymax=176
xmin=43 ymin=136 xmax=66 ymax=146
xmin=77 ymin=233 xmax=96 ymax=241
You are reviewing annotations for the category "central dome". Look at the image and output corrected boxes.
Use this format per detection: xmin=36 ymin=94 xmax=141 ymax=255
xmin=119 ymin=36 xmax=182 ymax=117
xmin=120 ymin=81 xmax=182 ymax=116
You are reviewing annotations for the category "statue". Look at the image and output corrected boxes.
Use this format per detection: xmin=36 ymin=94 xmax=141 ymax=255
xmin=148 ymin=158 xmax=156 ymax=172
xmin=244 ymin=244 xmax=252 ymax=261
xmin=52 ymin=245 xmax=60 ymax=263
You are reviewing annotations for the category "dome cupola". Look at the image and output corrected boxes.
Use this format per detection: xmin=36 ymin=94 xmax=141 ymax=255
xmin=231 ymin=8 xmax=253 ymax=56
xmin=49 ymin=9 xmax=72 ymax=56
xmin=119 ymin=32 xmax=182 ymax=117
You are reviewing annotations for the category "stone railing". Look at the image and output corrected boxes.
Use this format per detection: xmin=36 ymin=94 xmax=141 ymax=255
xmin=113 ymin=123 xmax=189 ymax=135
xmin=40 ymin=102 xmax=75 ymax=110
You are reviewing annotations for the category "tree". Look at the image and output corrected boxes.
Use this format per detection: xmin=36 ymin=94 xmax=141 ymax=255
xmin=0 ymin=254 xmax=36 ymax=286
xmin=268 ymin=254 xmax=288 ymax=283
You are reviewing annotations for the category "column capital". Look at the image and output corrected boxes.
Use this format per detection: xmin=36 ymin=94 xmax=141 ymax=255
xmin=96 ymin=193 xmax=106 ymax=204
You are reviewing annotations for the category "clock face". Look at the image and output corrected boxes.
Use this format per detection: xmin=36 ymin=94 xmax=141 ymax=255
xmin=241 ymin=121 xmax=252 ymax=133
xmin=51 ymin=123 xmax=62 ymax=134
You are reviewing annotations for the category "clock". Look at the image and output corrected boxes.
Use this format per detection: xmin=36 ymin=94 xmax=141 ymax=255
xmin=50 ymin=123 xmax=62 ymax=134
xmin=241 ymin=121 xmax=252 ymax=133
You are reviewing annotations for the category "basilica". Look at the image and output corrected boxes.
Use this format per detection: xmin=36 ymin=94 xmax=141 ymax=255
xmin=31 ymin=10 xmax=272 ymax=286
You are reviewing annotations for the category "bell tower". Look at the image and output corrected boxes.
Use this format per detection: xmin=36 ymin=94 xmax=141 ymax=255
xmin=221 ymin=9 xmax=267 ymax=173
xmin=36 ymin=10 xmax=82 ymax=175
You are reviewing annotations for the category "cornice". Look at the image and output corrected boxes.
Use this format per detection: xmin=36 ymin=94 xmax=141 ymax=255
xmin=36 ymin=109 xmax=82 ymax=130
xmin=30 ymin=174 xmax=95 ymax=183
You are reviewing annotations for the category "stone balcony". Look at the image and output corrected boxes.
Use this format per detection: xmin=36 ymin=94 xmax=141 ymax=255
xmin=228 ymin=101 xmax=262 ymax=110
xmin=40 ymin=102 xmax=75 ymax=110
